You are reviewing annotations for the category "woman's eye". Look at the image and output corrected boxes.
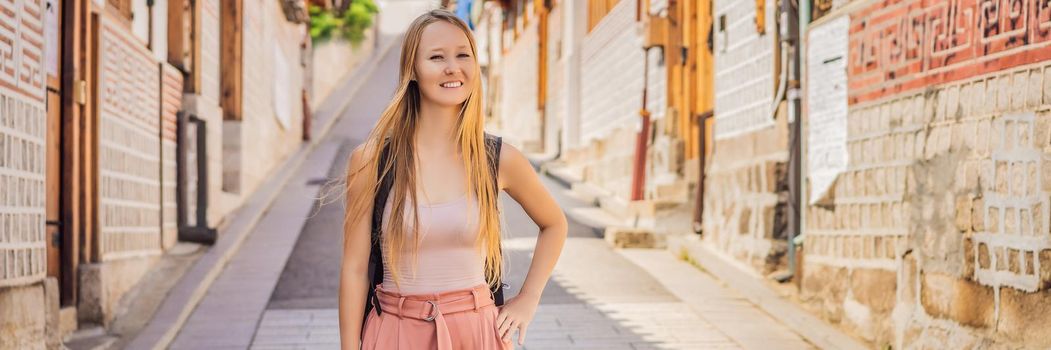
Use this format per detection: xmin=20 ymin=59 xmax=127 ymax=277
xmin=430 ymin=55 xmax=443 ymax=60
xmin=458 ymin=53 xmax=471 ymax=58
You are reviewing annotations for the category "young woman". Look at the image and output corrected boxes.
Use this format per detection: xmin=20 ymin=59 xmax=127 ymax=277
xmin=338 ymin=10 xmax=568 ymax=350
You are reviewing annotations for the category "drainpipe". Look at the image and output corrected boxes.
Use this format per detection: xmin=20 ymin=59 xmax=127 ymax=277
xmin=631 ymin=47 xmax=655 ymax=201
xmin=779 ymin=0 xmax=805 ymax=282
xmin=794 ymin=0 xmax=811 ymax=281
xmin=693 ymin=110 xmax=714 ymax=234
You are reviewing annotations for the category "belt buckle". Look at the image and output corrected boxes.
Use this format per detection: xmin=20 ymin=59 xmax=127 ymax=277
xmin=423 ymin=300 xmax=439 ymax=322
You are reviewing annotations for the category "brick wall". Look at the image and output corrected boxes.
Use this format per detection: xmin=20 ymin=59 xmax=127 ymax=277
xmin=702 ymin=0 xmax=788 ymax=273
xmin=97 ymin=16 xmax=163 ymax=260
xmin=846 ymin=0 xmax=1051 ymax=105
xmin=801 ymin=1 xmax=1051 ymax=347
xmin=500 ymin=18 xmax=541 ymax=151
xmin=160 ymin=64 xmax=182 ymax=250
xmin=0 ymin=0 xmax=47 ymax=288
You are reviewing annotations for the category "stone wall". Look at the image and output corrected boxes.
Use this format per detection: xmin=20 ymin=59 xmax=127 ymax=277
xmin=568 ymin=0 xmax=670 ymax=205
xmin=0 ymin=1 xmax=47 ymax=346
xmin=702 ymin=0 xmax=788 ymax=273
xmin=0 ymin=0 xmax=47 ymax=288
xmin=801 ymin=0 xmax=1051 ymax=347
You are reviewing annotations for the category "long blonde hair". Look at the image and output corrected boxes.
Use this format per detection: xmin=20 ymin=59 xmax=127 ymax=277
xmin=343 ymin=10 xmax=502 ymax=290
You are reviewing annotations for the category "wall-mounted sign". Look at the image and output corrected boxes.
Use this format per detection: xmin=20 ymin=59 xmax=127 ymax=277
xmin=806 ymin=15 xmax=850 ymax=205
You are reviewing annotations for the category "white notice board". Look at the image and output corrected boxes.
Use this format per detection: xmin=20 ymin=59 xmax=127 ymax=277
xmin=806 ymin=15 xmax=850 ymax=205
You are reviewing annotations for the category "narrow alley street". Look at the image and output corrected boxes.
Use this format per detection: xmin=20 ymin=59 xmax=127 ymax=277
xmin=158 ymin=9 xmax=817 ymax=349
xmin=8 ymin=0 xmax=1051 ymax=349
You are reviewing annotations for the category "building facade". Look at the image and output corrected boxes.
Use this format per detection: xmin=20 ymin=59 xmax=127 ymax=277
xmin=0 ymin=0 xmax=311 ymax=347
xmin=480 ymin=0 xmax=709 ymax=236
xmin=479 ymin=0 xmax=1051 ymax=347
xmin=801 ymin=0 xmax=1051 ymax=347
xmin=702 ymin=0 xmax=789 ymax=273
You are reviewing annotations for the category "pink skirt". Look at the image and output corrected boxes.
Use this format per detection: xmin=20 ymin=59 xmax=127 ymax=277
xmin=361 ymin=283 xmax=514 ymax=350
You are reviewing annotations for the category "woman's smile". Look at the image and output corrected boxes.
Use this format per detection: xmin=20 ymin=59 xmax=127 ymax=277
xmin=440 ymin=80 xmax=463 ymax=88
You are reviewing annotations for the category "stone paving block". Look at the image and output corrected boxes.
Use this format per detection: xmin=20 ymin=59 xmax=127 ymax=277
xmin=734 ymin=337 xmax=815 ymax=350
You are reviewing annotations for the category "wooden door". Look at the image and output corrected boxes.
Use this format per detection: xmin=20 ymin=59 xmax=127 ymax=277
xmin=44 ymin=0 xmax=64 ymax=294
xmin=46 ymin=97 xmax=61 ymax=280
xmin=693 ymin=0 xmax=714 ymax=159
xmin=47 ymin=0 xmax=88 ymax=306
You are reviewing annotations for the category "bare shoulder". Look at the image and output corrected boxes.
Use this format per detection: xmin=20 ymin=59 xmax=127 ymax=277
xmin=348 ymin=141 xmax=380 ymax=179
xmin=351 ymin=141 xmax=380 ymax=161
xmin=496 ymin=141 xmax=532 ymax=191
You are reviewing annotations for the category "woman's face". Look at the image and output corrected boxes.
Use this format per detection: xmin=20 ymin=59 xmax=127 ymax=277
xmin=414 ymin=21 xmax=475 ymax=108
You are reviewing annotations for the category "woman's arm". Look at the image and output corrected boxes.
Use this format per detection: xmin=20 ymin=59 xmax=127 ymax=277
xmin=338 ymin=145 xmax=375 ymax=350
xmin=495 ymin=142 xmax=569 ymax=345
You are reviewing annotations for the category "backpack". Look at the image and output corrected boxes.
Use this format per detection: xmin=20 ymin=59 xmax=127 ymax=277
xmin=363 ymin=134 xmax=506 ymax=325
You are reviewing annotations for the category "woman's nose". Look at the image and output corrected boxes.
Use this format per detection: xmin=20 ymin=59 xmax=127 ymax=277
xmin=444 ymin=63 xmax=459 ymax=75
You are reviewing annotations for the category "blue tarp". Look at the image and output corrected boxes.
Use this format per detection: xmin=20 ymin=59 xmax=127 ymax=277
xmin=455 ymin=0 xmax=475 ymax=29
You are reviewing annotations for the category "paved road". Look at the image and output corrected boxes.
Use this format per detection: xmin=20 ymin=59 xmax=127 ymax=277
xmin=254 ymin=38 xmax=813 ymax=350
xmin=173 ymin=1 xmax=820 ymax=348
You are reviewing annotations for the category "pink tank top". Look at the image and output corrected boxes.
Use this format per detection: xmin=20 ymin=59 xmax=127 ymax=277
xmin=380 ymin=192 xmax=487 ymax=294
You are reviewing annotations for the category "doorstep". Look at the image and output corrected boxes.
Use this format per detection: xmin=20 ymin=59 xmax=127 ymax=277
xmin=538 ymin=164 xmax=661 ymax=247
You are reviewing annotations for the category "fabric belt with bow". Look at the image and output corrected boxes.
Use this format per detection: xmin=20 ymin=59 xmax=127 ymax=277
xmin=370 ymin=284 xmax=496 ymax=349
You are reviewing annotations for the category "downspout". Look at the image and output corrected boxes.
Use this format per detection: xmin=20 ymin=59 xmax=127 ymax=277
xmin=631 ymin=47 xmax=654 ymax=201
xmin=777 ymin=0 xmax=805 ymax=282
xmin=177 ymin=111 xmax=217 ymax=244
xmin=693 ymin=110 xmax=714 ymax=234
xmin=793 ymin=0 xmax=811 ymax=281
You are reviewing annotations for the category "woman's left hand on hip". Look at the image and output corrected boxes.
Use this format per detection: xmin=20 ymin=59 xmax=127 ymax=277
xmin=495 ymin=293 xmax=540 ymax=346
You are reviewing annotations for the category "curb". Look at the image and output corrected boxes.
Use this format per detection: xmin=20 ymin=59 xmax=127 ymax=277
xmin=667 ymin=235 xmax=870 ymax=350
xmin=135 ymin=144 xmax=313 ymax=350
xmin=127 ymin=37 xmax=397 ymax=350
xmin=541 ymin=166 xmax=575 ymax=190
xmin=536 ymin=163 xmax=610 ymax=238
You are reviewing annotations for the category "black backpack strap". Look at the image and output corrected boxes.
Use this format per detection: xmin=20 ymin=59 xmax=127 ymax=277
xmin=365 ymin=141 xmax=394 ymax=322
xmin=484 ymin=134 xmax=506 ymax=306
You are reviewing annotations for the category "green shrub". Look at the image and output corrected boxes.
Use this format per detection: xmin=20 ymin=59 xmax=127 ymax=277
xmin=309 ymin=0 xmax=379 ymax=45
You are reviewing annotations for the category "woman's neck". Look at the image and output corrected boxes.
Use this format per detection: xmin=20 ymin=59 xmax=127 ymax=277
xmin=415 ymin=100 xmax=461 ymax=152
